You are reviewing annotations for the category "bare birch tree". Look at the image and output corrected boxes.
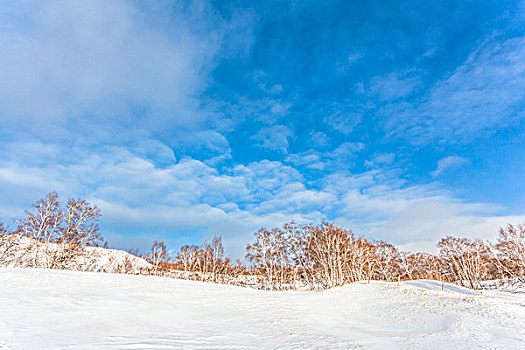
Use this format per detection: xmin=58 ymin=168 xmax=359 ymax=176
xmin=0 ymin=219 xmax=21 ymax=266
xmin=208 ymin=236 xmax=226 ymax=282
xmin=374 ymin=241 xmax=401 ymax=281
xmin=305 ymin=222 xmax=354 ymax=288
xmin=17 ymin=192 xmax=62 ymax=267
xmin=17 ymin=192 xmax=104 ymax=269
xmin=285 ymin=222 xmax=316 ymax=287
xmin=438 ymin=236 xmax=491 ymax=289
xmin=177 ymin=244 xmax=200 ymax=277
xmin=51 ymin=198 xmax=102 ymax=268
xmin=246 ymin=227 xmax=290 ymax=289
xmin=148 ymin=240 xmax=170 ymax=276
xmin=492 ymin=224 xmax=525 ymax=281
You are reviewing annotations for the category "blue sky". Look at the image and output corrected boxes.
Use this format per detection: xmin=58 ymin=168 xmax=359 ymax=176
xmin=0 ymin=0 xmax=524 ymax=257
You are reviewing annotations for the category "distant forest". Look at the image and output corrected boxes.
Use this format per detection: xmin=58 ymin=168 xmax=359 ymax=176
xmin=1 ymin=192 xmax=524 ymax=291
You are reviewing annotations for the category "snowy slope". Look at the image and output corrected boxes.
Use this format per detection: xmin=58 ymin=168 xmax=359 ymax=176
xmin=1 ymin=268 xmax=524 ymax=350
xmin=0 ymin=234 xmax=152 ymax=274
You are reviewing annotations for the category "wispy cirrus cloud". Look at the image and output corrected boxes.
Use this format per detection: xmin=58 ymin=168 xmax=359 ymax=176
xmin=431 ymin=156 xmax=469 ymax=177
xmin=369 ymin=70 xmax=422 ymax=101
xmin=381 ymin=35 xmax=525 ymax=144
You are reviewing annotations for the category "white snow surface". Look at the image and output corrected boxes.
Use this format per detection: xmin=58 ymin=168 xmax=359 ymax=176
xmin=0 ymin=234 xmax=152 ymax=274
xmin=1 ymin=268 xmax=524 ymax=349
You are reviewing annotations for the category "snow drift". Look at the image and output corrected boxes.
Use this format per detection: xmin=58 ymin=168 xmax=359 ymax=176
xmin=1 ymin=268 xmax=524 ymax=349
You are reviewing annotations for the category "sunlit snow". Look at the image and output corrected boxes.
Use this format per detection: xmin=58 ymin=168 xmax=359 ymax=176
xmin=1 ymin=268 xmax=524 ymax=349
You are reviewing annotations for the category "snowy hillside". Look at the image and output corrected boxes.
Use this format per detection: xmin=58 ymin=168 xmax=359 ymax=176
xmin=1 ymin=268 xmax=524 ymax=349
xmin=0 ymin=234 xmax=152 ymax=274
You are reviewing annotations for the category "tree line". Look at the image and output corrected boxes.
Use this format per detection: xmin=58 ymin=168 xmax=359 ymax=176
xmin=244 ymin=222 xmax=525 ymax=290
xmin=1 ymin=192 xmax=524 ymax=290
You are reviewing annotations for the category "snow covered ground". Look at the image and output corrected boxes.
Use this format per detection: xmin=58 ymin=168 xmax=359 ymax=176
xmin=1 ymin=268 xmax=524 ymax=349
xmin=0 ymin=234 xmax=152 ymax=274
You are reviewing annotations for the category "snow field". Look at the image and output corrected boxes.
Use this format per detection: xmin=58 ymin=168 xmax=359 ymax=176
xmin=0 ymin=268 xmax=524 ymax=349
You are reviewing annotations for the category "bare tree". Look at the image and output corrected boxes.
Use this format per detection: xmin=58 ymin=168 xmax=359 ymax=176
xmin=51 ymin=198 xmax=102 ymax=269
xmin=306 ymin=222 xmax=354 ymax=288
xmin=174 ymin=236 xmax=239 ymax=283
xmin=347 ymin=237 xmax=377 ymax=283
xmin=17 ymin=192 xmax=62 ymax=266
xmin=0 ymin=218 xmax=21 ymax=266
xmin=492 ymin=224 xmax=525 ymax=281
xmin=14 ymin=199 xmax=525 ymax=291
xmin=208 ymin=236 xmax=226 ymax=282
xmin=61 ymin=198 xmax=102 ymax=246
xmin=438 ymin=236 xmax=491 ymax=289
xmin=399 ymin=252 xmax=448 ymax=282
xmin=246 ymin=227 xmax=290 ymax=289
xmin=417 ymin=253 xmax=449 ymax=282
xmin=177 ymin=244 xmax=199 ymax=277
xmin=16 ymin=192 xmax=104 ymax=269
xmin=226 ymin=259 xmax=247 ymax=283
xmin=285 ymin=222 xmax=316 ymax=288
xmin=374 ymin=241 xmax=401 ymax=282
xmin=248 ymin=222 xmax=385 ymax=290
xmin=127 ymin=248 xmax=144 ymax=258
xmin=148 ymin=241 xmax=170 ymax=276
xmin=0 ymin=218 xmax=6 ymax=235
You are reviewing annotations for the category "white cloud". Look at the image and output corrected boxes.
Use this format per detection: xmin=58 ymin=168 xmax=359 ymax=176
xmin=0 ymin=0 xmax=250 ymax=140
xmin=171 ymin=130 xmax=232 ymax=165
xmin=324 ymin=111 xmax=362 ymax=135
xmin=1 ymin=1 xmax=523 ymax=261
xmin=364 ymin=153 xmax=396 ymax=168
xmin=0 ymin=140 xmax=521 ymax=258
xmin=286 ymin=151 xmax=323 ymax=170
xmin=221 ymin=95 xmax=292 ymax=127
xmin=309 ymin=131 xmax=330 ymax=147
xmin=270 ymin=84 xmax=284 ymax=94
xmin=286 ymin=142 xmax=365 ymax=170
xmin=328 ymin=174 xmax=521 ymax=253
xmin=335 ymin=52 xmax=364 ymax=73
xmin=431 ymin=156 xmax=468 ymax=177
xmin=381 ymin=35 xmax=525 ymax=144
xmin=251 ymin=125 xmax=293 ymax=153
xmin=369 ymin=70 xmax=422 ymax=101
xmin=422 ymin=47 xmax=438 ymax=58
xmin=316 ymin=99 xmax=367 ymax=135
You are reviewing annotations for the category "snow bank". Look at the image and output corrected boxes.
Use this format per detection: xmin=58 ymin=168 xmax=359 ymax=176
xmin=1 ymin=268 xmax=524 ymax=349
xmin=402 ymin=279 xmax=480 ymax=295
xmin=0 ymin=234 xmax=151 ymax=274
